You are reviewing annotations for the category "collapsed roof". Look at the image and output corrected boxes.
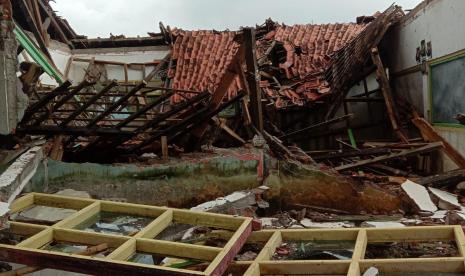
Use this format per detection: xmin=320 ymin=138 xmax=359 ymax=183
xmin=12 ymin=3 xmax=404 ymax=163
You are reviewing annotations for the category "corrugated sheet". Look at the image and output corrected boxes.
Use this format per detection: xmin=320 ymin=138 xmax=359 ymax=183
xmin=168 ymin=29 xmax=243 ymax=103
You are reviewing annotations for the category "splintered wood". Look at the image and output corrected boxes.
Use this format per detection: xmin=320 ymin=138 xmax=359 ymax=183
xmin=1 ymin=193 xmax=253 ymax=276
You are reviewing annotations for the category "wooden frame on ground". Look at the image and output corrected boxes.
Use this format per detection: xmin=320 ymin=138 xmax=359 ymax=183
xmin=235 ymin=226 xmax=465 ymax=276
xmin=1 ymin=193 xmax=253 ymax=276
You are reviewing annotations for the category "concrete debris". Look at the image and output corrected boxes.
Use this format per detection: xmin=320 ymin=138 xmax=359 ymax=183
xmin=300 ymin=218 xmax=355 ymax=229
xmin=190 ymin=187 xmax=269 ymax=216
xmin=429 ymin=187 xmax=462 ymax=210
xmin=260 ymin=217 xmax=279 ymax=228
xmin=430 ymin=210 xmax=449 ymax=220
xmin=401 ymin=180 xmax=438 ymax=213
xmin=0 ymin=146 xmax=43 ymax=229
xmin=363 ymin=267 xmax=380 ymax=276
xmin=10 ymin=205 xmax=76 ymax=224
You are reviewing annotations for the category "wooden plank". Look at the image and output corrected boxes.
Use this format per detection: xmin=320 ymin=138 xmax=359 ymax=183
xmin=243 ymin=28 xmax=263 ymax=133
xmin=137 ymin=238 xmax=221 ymax=261
xmin=86 ymin=81 xmax=147 ymax=128
xmin=17 ymin=0 xmax=52 ymax=60
xmin=54 ymin=202 xmax=100 ymax=228
xmin=33 ymin=80 xmax=92 ymax=126
xmin=0 ymin=245 xmax=205 ymax=276
xmin=205 ymin=218 xmax=252 ymax=276
xmin=61 ymin=81 xmax=118 ymax=127
xmin=37 ymin=0 xmax=73 ymax=48
xmin=335 ymin=142 xmax=444 ymax=171
xmin=258 ymin=260 xmax=351 ymax=275
xmin=281 ymin=228 xmax=359 ymax=241
xmin=359 ymin=258 xmax=465 ymax=273
xmin=366 ymin=226 xmax=455 ymax=242
xmin=9 ymin=193 xmax=35 ymax=214
xmin=0 ymin=243 xmax=109 ymax=276
xmin=190 ymin=43 xmax=244 ymax=141
xmin=254 ymin=231 xmax=282 ymax=261
xmin=106 ymin=239 xmax=136 ymax=261
xmin=242 ymin=262 xmax=260 ymax=276
xmin=8 ymin=221 xmax=47 ymax=237
xmin=416 ymin=169 xmax=465 ymax=187
xmin=49 ymin=135 xmax=64 ymax=161
xmin=33 ymin=193 xmax=95 ymax=210
xmin=135 ymin=209 xmax=173 ymax=239
xmin=161 ymin=136 xmax=169 ymax=160
xmin=100 ymin=201 xmax=166 ymax=217
xmin=371 ymin=47 xmax=408 ymax=143
xmin=347 ymin=229 xmax=367 ymax=276
xmin=412 ymin=115 xmax=465 ymax=169
xmin=17 ymin=228 xmax=53 ymax=249
xmin=54 ymin=228 xmax=129 ymax=249
xmin=172 ymin=209 xmax=245 ymax=230
xmin=454 ymin=225 xmax=465 ymax=257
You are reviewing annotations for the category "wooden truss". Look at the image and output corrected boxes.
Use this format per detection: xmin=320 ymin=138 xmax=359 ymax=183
xmin=1 ymin=193 xmax=252 ymax=276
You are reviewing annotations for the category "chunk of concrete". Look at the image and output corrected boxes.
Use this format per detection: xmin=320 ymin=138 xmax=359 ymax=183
xmin=401 ymin=180 xmax=437 ymax=212
xmin=363 ymin=267 xmax=379 ymax=276
xmin=430 ymin=210 xmax=448 ymax=220
xmin=11 ymin=205 xmax=76 ymax=224
xmin=0 ymin=146 xmax=43 ymax=204
xmin=300 ymin=218 xmax=354 ymax=228
xmin=429 ymin=187 xmax=461 ymax=210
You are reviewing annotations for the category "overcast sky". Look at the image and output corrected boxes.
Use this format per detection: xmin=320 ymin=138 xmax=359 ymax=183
xmin=50 ymin=0 xmax=423 ymax=38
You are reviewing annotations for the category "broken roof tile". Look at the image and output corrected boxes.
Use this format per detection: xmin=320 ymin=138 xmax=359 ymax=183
xmin=169 ymin=29 xmax=243 ymax=103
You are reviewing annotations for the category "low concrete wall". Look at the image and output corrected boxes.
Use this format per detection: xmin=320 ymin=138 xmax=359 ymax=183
xmin=25 ymin=151 xmax=401 ymax=214
xmin=27 ymin=154 xmax=261 ymax=208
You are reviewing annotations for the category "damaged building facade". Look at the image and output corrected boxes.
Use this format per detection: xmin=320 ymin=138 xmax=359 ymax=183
xmin=2 ymin=0 xmax=465 ymax=275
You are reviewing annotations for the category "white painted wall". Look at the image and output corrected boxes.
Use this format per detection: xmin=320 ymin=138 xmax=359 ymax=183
xmin=388 ymin=0 xmax=465 ymax=170
xmin=69 ymin=46 xmax=169 ymax=83
xmin=19 ymin=39 xmax=169 ymax=86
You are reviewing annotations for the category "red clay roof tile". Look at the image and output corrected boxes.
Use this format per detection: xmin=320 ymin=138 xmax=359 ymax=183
xmin=169 ymin=29 xmax=243 ymax=103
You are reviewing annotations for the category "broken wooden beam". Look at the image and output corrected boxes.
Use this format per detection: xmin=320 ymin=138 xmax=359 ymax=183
xmin=17 ymin=0 xmax=52 ymax=60
xmin=21 ymin=81 xmax=72 ymax=125
xmin=335 ymin=142 xmax=444 ymax=171
xmin=243 ymin=28 xmax=264 ymax=133
xmin=371 ymin=47 xmax=408 ymax=143
xmin=416 ymin=169 xmax=465 ymax=188
xmin=116 ymin=91 xmax=173 ymax=129
xmin=32 ymin=81 xmax=91 ymax=126
xmin=0 ymin=243 xmax=109 ymax=276
xmin=280 ymin=114 xmax=353 ymax=139
xmin=412 ymin=115 xmax=465 ymax=169
xmin=60 ymin=81 xmax=118 ymax=127
xmin=189 ymin=41 xmax=244 ymax=143
xmin=37 ymin=0 xmax=74 ymax=49
xmin=313 ymin=147 xmax=392 ymax=161
xmin=86 ymin=81 xmax=146 ymax=128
